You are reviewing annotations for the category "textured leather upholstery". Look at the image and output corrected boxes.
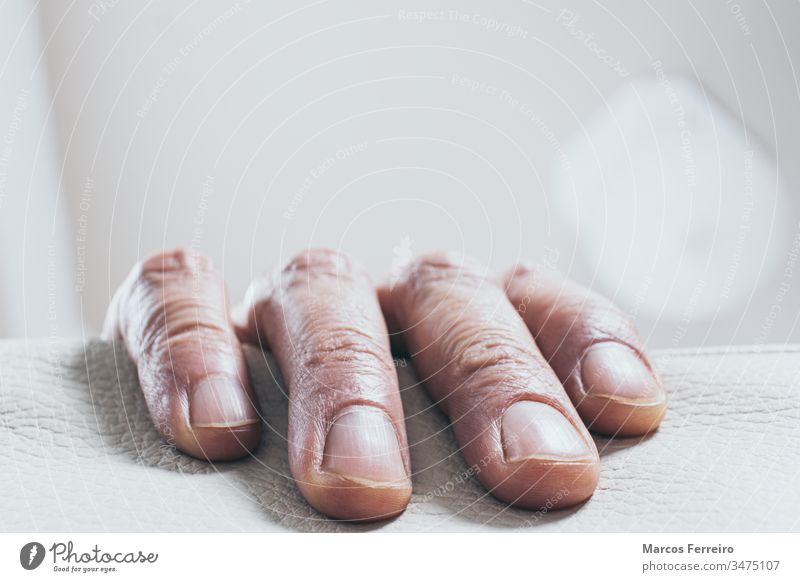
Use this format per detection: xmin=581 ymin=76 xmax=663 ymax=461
xmin=1 ymin=340 xmax=798 ymax=532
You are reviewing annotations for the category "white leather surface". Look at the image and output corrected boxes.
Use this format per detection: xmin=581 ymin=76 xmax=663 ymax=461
xmin=1 ymin=340 xmax=798 ymax=532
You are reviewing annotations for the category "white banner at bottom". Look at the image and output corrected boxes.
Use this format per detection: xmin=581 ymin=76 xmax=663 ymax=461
xmin=1 ymin=533 xmax=797 ymax=581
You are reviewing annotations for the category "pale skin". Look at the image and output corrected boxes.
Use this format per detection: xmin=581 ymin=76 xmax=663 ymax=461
xmin=103 ymin=247 xmax=666 ymax=522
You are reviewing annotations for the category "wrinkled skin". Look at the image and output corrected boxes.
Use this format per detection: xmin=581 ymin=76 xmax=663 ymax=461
xmin=104 ymin=248 xmax=666 ymax=521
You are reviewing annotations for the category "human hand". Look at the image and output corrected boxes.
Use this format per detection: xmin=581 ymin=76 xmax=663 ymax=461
xmin=103 ymin=248 xmax=666 ymax=521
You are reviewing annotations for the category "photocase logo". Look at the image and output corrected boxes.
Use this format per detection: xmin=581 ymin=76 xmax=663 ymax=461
xmin=20 ymin=542 xmax=45 ymax=570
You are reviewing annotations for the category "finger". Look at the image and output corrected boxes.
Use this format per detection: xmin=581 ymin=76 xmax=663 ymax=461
xmin=503 ymin=265 xmax=667 ymax=437
xmin=103 ymin=248 xmax=261 ymax=461
xmin=239 ymin=249 xmax=411 ymax=521
xmin=386 ymin=252 xmax=599 ymax=510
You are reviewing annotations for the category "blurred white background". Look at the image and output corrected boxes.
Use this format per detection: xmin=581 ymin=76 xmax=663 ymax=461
xmin=1 ymin=0 xmax=798 ymax=349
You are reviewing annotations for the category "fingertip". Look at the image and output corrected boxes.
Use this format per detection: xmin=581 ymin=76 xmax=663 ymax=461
xmin=578 ymin=342 xmax=667 ymax=437
xmin=295 ymin=405 xmax=412 ymax=522
xmin=296 ymin=474 xmax=412 ymax=522
xmin=180 ymin=421 xmax=262 ymax=462
xmin=577 ymin=396 xmax=667 ymax=438
xmin=178 ymin=375 xmax=263 ymax=461
xmin=470 ymin=400 xmax=600 ymax=510
xmin=487 ymin=456 xmax=600 ymax=510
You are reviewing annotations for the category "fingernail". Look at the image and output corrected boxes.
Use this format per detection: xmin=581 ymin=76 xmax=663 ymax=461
xmin=501 ymin=401 xmax=595 ymax=462
xmin=322 ymin=406 xmax=407 ymax=484
xmin=190 ymin=376 xmax=259 ymax=428
xmin=581 ymin=343 xmax=664 ymax=403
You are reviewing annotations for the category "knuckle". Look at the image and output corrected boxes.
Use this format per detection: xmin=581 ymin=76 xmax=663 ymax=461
xmin=402 ymin=251 xmax=485 ymax=290
xmin=504 ymin=262 xmax=554 ymax=292
xmin=164 ymin=296 xmax=230 ymax=337
xmin=452 ymin=329 xmax=535 ymax=379
xmin=547 ymin=290 xmax=639 ymax=348
xmin=284 ymin=248 xmax=358 ymax=275
xmin=117 ymin=249 xmax=229 ymax=357
xmin=504 ymin=263 xmax=563 ymax=305
xmin=281 ymin=248 xmax=368 ymax=287
xmin=137 ymin=247 xmax=214 ymax=278
xmin=582 ymin=297 xmax=638 ymax=341
xmin=138 ymin=295 xmax=231 ymax=359
xmin=304 ymin=324 xmax=389 ymax=367
xmin=129 ymin=248 xmax=219 ymax=301
xmin=506 ymin=262 xmax=542 ymax=280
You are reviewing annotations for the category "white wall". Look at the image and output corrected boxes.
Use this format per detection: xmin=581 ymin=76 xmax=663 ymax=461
xmin=30 ymin=0 xmax=800 ymax=348
xmin=0 ymin=1 xmax=79 ymax=338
